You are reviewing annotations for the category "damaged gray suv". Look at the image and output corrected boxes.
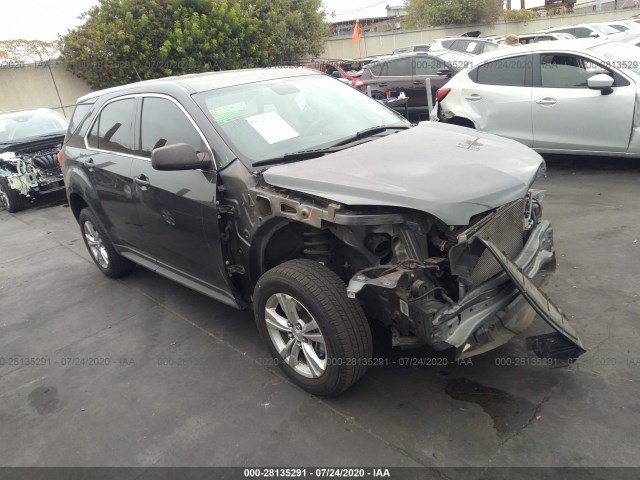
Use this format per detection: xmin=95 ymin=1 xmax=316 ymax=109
xmin=61 ymin=68 xmax=585 ymax=396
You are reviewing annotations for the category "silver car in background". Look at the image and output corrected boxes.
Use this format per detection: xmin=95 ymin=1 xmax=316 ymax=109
xmin=431 ymin=39 xmax=640 ymax=157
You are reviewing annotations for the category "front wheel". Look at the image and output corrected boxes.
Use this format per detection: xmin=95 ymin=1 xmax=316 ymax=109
xmin=254 ymin=259 xmax=373 ymax=396
xmin=0 ymin=177 xmax=27 ymax=213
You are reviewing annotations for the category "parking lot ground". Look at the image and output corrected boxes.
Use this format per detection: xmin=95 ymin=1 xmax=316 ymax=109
xmin=0 ymin=156 xmax=639 ymax=469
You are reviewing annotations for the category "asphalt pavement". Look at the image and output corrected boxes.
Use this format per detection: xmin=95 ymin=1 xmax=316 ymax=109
xmin=0 ymin=156 xmax=639 ymax=470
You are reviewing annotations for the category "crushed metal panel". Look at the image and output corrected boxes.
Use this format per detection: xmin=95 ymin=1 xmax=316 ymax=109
xmin=479 ymin=237 xmax=585 ymax=358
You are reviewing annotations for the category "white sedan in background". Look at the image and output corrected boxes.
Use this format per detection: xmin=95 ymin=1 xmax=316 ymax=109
xmin=431 ymin=39 xmax=640 ymax=157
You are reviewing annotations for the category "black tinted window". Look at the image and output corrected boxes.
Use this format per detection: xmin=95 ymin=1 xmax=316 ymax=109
xmin=140 ymin=97 xmax=207 ymax=158
xmin=475 ymin=56 xmax=527 ymax=86
xmin=414 ymin=57 xmax=446 ymax=75
xmin=573 ymin=28 xmax=592 ymax=38
xmin=88 ymin=98 xmax=135 ymax=154
xmin=386 ymin=58 xmax=412 ymax=76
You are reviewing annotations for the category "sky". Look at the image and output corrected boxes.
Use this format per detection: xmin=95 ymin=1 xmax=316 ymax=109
xmin=1 ymin=0 xmax=551 ymax=42
xmin=0 ymin=0 xmax=99 ymax=41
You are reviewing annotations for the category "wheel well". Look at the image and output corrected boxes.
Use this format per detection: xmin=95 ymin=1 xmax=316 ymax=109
xmin=447 ymin=117 xmax=476 ymax=129
xmin=249 ymin=221 xmax=347 ymax=288
xmin=69 ymin=193 xmax=89 ymax=221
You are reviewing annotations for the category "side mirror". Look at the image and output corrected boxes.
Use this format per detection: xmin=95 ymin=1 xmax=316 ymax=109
xmin=589 ymin=32 xmax=600 ymax=38
xmin=437 ymin=68 xmax=452 ymax=77
xmin=587 ymin=73 xmax=614 ymax=95
xmin=151 ymin=143 xmax=212 ymax=171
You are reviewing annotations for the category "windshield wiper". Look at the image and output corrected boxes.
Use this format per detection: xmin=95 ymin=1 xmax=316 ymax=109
xmin=253 ymin=147 xmax=342 ymax=167
xmin=252 ymin=125 xmax=411 ymax=168
xmin=331 ymin=125 xmax=410 ymax=147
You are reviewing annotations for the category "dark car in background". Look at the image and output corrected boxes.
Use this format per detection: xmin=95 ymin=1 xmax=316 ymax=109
xmin=304 ymin=60 xmax=363 ymax=86
xmin=0 ymin=108 xmax=68 ymax=212
xmin=358 ymin=52 xmax=466 ymax=112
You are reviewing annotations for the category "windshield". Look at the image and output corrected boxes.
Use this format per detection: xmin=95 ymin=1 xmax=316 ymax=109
xmin=589 ymin=41 xmax=640 ymax=76
xmin=0 ymin=110 xmax=68 ymax=143
xmin=194 ymin=74 xmax=409 ymax=168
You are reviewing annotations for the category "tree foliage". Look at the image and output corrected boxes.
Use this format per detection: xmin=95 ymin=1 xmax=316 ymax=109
xmin=0 ymin=40 xmax=60 ymax=63
xmin=60 ymin=0 xmax=327 ymax=89
xmin=503 ymin=9 xmax=539 ymax=22
xmin=405 ymin=0 xmax=504 ymax=28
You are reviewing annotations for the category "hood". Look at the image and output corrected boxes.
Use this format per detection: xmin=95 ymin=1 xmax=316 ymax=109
xmin=262 ymin=122 xmax=544 ymax=226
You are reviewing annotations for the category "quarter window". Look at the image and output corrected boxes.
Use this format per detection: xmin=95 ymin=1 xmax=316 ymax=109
xmin=87 ymin=98 xmax=135 ymax=154
xmin=475 ymin=56 xmax=527 ymax=87
xmin=139 ymin=97 xmax=210 ymax=160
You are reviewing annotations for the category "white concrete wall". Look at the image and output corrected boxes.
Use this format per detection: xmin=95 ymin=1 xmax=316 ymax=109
xmin=323 ymin=8 xmax=640 ymax=59
xmin=0 ymin=62 xmax=93 ymax=119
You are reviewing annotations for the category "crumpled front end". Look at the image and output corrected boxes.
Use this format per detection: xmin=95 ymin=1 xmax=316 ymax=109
xmin=347 ymin=190 xmax=585 ymax=362
xmin=0 ymin=147 xmax=65 ymax=201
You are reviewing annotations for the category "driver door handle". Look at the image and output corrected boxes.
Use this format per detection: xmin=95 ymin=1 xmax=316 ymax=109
xmin=134 ymin=174 xmax=150 ymax=188
xmin=465 ymin=94 xmax=482 ymax=101
xmin=536 ymin=98 xmax=557 ymax=105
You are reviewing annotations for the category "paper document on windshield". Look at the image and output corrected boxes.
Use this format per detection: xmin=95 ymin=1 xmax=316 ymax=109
xmin=245 ymin=111 xmax=300 ymax=144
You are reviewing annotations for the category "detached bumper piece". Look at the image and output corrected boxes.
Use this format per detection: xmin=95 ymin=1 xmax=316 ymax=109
xmin=480 ymin=238 xmax=586 ymax=363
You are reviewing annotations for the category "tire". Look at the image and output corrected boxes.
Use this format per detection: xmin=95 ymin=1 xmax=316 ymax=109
xmin=254 ymin=259 xmax=373 ymax=396
xmin=0 ymin=177 xmax=27 ymax=213
xmin=78 ymin=207 xmax=135 ymax=278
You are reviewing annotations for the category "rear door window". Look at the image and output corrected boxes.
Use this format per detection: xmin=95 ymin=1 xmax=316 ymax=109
xmin=87 ymin=98 xmax=135 ymax=154
xmin=386 ymin=57 xmax=413 ymax=76
xmin=474 ymin=55 xmax=528 ymax=86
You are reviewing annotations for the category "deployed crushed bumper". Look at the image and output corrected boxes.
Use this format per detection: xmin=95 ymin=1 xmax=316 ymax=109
xmin=348 ymin=219 xmax=586 ymax=362
xmin=434 ymin=220 xmax=583 ymax=360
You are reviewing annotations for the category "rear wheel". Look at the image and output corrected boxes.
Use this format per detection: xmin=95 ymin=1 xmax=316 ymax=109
xmin=0 ymin=177 xmax=27 ymax=213
xmin=78 ymin=208 xmax=135 ymax=278
xmin=254 ymin=259 xmax=373 ymax=396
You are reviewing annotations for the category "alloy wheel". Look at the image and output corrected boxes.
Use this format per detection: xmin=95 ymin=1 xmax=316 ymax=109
xmin=264 ymin=293 xmax=327 ymax=379
xmin=83 ymin=220 xmax=109 ymax=269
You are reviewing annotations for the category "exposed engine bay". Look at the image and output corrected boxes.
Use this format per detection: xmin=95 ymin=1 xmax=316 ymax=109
xmin=0 ymin=139 xmax=65 ymax=212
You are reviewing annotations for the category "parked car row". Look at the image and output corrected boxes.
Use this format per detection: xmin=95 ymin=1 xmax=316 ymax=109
xmin=356 ymin=51 xmax=470 ymax=111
